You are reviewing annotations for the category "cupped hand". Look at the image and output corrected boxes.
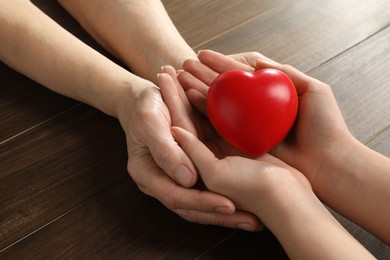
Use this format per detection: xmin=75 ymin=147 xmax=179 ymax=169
xmin=171 ymin=126 xmax=313 ymax=226
xmin=180 ymin=50 xmax=354 ymax=191
xmin=116 ymin=76 xmax=261 ymax=231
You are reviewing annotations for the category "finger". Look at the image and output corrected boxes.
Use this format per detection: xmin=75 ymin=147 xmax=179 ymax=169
xmin=255 ymin=59 xmax=326 ymax=96
xmin=172 ymin=116 xmax=242 ymax=159
xmin=178 ymin=70 xmax=209 ymax=97
xmin=228 ymin=51 xmax=270 ymax=68
xmin=137 ymin=111 xmax=198 ymax=188
xmin=198 ymin=49 xmax=254 ymax=73
xmin=186 ymin=88 xmax=208 ymax=117
xmin=161 ymin=65 xmax=190 ymax=110
xmin=158 ymin=71 xmax=197 ymax=136
xmin=182 ymin=58 xmax=219 ymax=86
xmin=171 ymin=126 xmax=218 ymax=177
xmin=175 ymin=208 xmax=264 ymax=232
xmin=127 ymin=152 xmax=236 ymax=215
xmin=156 ymin=174 xmax=236 ymax=214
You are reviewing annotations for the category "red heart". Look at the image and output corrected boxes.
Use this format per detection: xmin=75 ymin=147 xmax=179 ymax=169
xmin=207 ymin=69 xmax=298 ymax=156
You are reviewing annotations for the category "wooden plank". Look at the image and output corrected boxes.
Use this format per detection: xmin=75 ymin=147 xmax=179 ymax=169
xmin=0 ymin=65 xmax=79 ymax=143
xmin=0 ymin=181 xmax=234 ymax=259
xmin=367 ymin=128 xmax=390 ymax=157
xmin=198 ymin=0 xmax=390 ymax=72
xmin=163 ymin=0 xmax=292 ymax=48
xmin=1 ymin=0 xmax=389 ymax=258
xmin=0 ymin=105 xmax=129 ymax=250
xmin=197 ymin=230 xmax=288 ymax=259
xmin=309 ymin=25 xmax=390 ymax=143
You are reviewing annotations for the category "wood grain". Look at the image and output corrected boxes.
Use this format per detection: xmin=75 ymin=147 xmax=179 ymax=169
xmin=198 ymin=0 xmax=390 ymax=72
xmin=0 ymin=0 xmax=389 ymax=258
xmin=0 ymin=105 xmax=129 ymax=250
xmin=0 ymin=181 xmax=236 ymax=259
xmin=0 ymin=64 xmax=79 ymax=143
xmin=309 ymin=26 xmax=390 ymax=143
xmin=165 ymin=0 xmax=293 ymax=48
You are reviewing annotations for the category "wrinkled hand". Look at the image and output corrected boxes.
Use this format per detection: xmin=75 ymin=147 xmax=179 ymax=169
xmin=116 ymin=76 xmax=261 ymax=231
xmin=179 ymin=50 xmax=353 ymax=190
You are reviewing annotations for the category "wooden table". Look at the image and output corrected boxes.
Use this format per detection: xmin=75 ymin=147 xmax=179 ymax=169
xmin=1 ymin=0 xmax=390 ymax=258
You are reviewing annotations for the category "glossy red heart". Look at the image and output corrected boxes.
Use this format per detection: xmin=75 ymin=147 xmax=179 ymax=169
xmin=207 ymin=69 xmax=298 ymax=156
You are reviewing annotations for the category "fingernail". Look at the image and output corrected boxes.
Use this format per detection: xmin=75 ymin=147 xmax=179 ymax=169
xmin=174 ymin=165 xmax=194 ymax=187
xmin=237 ymin=223 xmax=255 ymax=232
xmin=176 ymin=69 xmax=184 ymax=76
xmin=156 ymin=73 xmax=163 ymax=83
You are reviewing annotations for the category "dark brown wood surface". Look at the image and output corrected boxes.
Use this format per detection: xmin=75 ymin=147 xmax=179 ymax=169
xmin=1 ymin=0 xmax=389 ymax=259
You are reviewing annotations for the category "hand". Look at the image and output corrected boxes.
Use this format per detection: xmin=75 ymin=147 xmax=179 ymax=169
xmin=172 ymin=127 xmax=373 ymax=259
xmin=171 ymin=126 xmax=312 ymax=220
xmin=179 ymin=50 xmax=354 ymax=191
xmin=160 ymin=65 xmax=251 ymax=159
xmin=116 ymin=76 xmax=261 ymax=231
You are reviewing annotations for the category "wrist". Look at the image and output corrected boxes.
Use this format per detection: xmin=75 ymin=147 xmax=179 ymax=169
xmin=261 ymin=187 xmax=373 ymax=259
xmin=113 ymin=76 xmax=160 ymax=131
xmin=315 ymin=136 xmax=390 ymax=243
xmin=78 ymin=66 xmax=142 ymax=119
xmin=310 ymin=132 xmax=358 ymax=193
xmin=314 ymin=135 xmax=365 ymax=199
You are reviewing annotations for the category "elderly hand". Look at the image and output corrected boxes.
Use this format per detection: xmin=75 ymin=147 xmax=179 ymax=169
xmin=116 ymin=76 xmax=261 ymax=231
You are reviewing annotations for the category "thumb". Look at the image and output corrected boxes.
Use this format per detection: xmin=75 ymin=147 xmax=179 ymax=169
xmin=171 ymin=126 xmax=218 ymax=181
xmin=145 ymin=123 xmax=198 ymax=188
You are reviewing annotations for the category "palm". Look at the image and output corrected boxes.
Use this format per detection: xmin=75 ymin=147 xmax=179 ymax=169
xmin=271 ymin=82 xmax=350 ymax=182
xmin=181 ymin=50 xmax=351 ymax=185
xmin=175 ymin=52 xmax=266 ymax=158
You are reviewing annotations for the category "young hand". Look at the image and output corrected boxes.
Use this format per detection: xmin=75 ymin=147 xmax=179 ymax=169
xmin=180 ymin=50 xmax=354 ymax=191
xmin=180 ymin=51 xmax=390 ymax=244
xmin=170 ymin=126 xmax=312 ymax=219
xmin=171 ymin=126 xmax=373 ymax=259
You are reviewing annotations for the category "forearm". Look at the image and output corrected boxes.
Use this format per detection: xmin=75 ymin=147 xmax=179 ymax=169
xmin=57 ymin=0 xmax=196 ymax=82
xmin=316 ymin=138 xmax=390 ymax=244
xmin=260 ymin=189 xmax=374 ymax=259
xmin=0 ymin=1 xmax=140 ymax=117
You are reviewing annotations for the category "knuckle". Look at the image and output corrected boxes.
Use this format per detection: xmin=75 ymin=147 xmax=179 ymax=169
xmin=250 ymin=51 xmax=262 ymax=58
xmin=214 ymin=217 xmax=232 ymax=228
xmin=154 ymin=146 xmax=176 ymax=175
xmin=174 ymin=210 xmax=211 ymax=226
xmin=175 ymin=210 xmax=197 ymax=223
xmin=308 ymin=80 xmax=332 ymax=94
xmin=281 ymin=63 xmax=296 ymax=72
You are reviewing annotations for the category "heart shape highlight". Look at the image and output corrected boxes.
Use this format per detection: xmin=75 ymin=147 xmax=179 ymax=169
xmin=207 ymin=69 xmax=298 ymax=156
